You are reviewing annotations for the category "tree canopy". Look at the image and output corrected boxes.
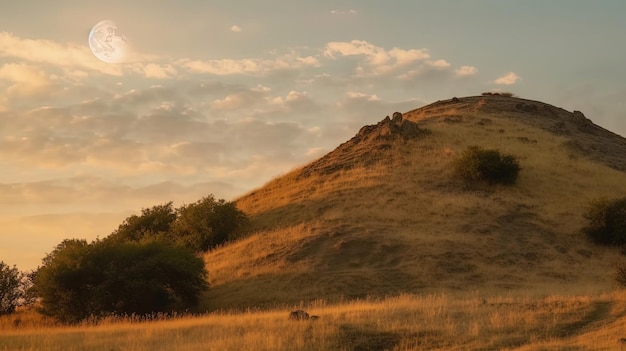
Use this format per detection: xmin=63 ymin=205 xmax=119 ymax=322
xmin=34 ymin=239 xmax=208 ymax=323
xmin=106 ymin=196 xmax=247 ymax=252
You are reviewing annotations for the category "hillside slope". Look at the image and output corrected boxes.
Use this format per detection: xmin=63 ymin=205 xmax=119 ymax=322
xmin=202 ymin=95 xmax=626 ymax=310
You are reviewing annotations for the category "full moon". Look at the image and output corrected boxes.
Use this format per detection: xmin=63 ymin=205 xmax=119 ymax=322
xmin=88 ymin=20 xmax=129 ymax=63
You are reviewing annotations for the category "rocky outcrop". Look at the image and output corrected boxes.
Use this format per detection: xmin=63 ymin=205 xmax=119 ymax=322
xmin=298 ymin=113 xmax=429 ymax=178
xmin=355 ymin=112 xmax=427 ymax=143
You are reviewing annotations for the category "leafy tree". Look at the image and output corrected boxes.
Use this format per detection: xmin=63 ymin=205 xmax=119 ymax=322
xmin=32 ymin=239 xmax=94 ymax=323
xmin=0 ymin=261 xmax=24 ymax=315
xmin=583 ymin=197 xmax=626 ymax=246
xmin=454 ymin=146 xmax=520 ymax=186
xmin=171 ymin=196 xmax=248 ymax=252
xmin=108 ymin=202 xmax=177 ymax=243
xmin=33 ymin=239 xmax=207 ymax=323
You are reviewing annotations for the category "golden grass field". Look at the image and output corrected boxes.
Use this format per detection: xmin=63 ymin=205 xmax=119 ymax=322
xmin=3 ymin=95 xmax=626 ymax=350
xmin=4 ymin=291 xmax=626 ymax=350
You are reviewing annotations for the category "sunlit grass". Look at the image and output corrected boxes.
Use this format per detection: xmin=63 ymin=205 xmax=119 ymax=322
xmin=3 ymin=292 xmax=626 ymax=350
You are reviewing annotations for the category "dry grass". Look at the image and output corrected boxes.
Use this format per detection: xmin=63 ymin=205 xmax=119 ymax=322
xmin=4 ymin=292 xmax=626 ymax=350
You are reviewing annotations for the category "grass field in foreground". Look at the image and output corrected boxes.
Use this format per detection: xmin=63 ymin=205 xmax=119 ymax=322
xmin=3 ymin=291 xmax=626 ymax=351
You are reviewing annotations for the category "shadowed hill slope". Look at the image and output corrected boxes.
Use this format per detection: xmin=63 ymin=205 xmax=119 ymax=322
xmin=202 ymin=95 xmax=626 ymax=310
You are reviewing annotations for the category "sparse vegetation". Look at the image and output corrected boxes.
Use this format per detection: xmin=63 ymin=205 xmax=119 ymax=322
xmin=454 ymin=146 xmax=521 ymax=185
xmin=583 ymin=197 xmax=626 ymax=246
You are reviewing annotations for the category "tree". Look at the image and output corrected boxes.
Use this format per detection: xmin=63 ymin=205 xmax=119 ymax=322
xmin=0 ymin=261 xmax=24 ymax=315
xmin=171 ymin=196 xmax=248 ymax=252
xmin=32 ymin=239 xmax=94 ymax=323
xmin=107 ymin=202 xmax=177 ymax=243
xmin=454 ymin=146 xmax=521 ymax=186
xmin=33 ymin=239 xmax=208 ymax=323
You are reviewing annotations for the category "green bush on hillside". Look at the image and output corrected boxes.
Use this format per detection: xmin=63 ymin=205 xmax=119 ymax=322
xmin=454 ymin=146 xmax=521 ymax=186
xmin=33 ymin=239 xmax=208 ymax=324
xmin=583 ymin=197 xmax=626 ymax=246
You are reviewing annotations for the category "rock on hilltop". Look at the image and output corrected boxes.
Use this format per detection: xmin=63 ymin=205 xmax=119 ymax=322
xmin=299 ymin=112 xmax=429 ymax=178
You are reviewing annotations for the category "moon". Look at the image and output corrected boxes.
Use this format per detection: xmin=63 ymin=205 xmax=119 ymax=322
xmin=88 ymin=20 xmax=129 ymax=63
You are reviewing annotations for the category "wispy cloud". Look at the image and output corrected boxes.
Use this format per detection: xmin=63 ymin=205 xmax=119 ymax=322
xmin=0 ymin=31 xmax=123 ymax=75
xmin=455 ymin=65 xmax=478 ymax=77
xmin=0 ymin=63 xmax=55 ymax=96
xmin=230 ymin=25 xmax=242 ymax=33
xmin=493 ymin=72 xmax=521 ymax=85
xmin=330 ymin=9 xmax=357 ymax=15
xmin=324 ymin=40 xmax=431 ymax=76
xmin=177 ymin=52 xmax=319 ymax=75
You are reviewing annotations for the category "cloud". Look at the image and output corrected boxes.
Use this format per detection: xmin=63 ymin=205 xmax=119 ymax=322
xmin=427 ymin=59 xmax=450 ymax=69
xmin=324 ymin=40 xmax=433 ymax=76
xmin=177 ymin=52 xmax=319 ymax=76
xmin=455 ymin=65 xmax=478 ymax=77
xmin=344 ymin=91 xmax=380 ymax=102
xmin=130 ymin=63 xmax=177 ymax=79
xmin=493 ymin=72 xmax=521 ymax=85
xmin=0 ymin=31 xmax=123 ymax=76
xmin=330 ymin=9 xmax=357 ymax=15
xmin=211 ymin=85 xmax=271 ymax=111
xmin=0 ymin=63 xmax=55 ymax=96
xmin=230 ymin=25 xmax=242 ymax=33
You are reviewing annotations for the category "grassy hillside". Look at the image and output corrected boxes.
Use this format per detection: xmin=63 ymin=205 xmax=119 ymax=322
xmin=202 ymin=95 xmax=626 ymax=310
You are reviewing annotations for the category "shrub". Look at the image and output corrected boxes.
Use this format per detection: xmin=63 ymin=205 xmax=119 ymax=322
xmin=33 ymin=240 xmax=208 ymax=324
xmin=454 ymin=146 xmax=521 ymax=185
xmin=583 ymin=197 xmax=626 ymax=246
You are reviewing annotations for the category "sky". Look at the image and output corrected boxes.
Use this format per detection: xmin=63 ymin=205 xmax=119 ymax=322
xmin=1 ymin=0 xmax=625 ymax=271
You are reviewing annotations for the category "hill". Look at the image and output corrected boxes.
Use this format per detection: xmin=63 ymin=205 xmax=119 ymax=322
xmin=201 ymin=95 xmax=626 ymax=310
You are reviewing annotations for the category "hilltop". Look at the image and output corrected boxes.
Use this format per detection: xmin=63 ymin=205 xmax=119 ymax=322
xmin=201 ymin=95 xmax=626 ymax=310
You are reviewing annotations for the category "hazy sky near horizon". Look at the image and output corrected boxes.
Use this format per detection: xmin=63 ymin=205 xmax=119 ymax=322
xmin=1 ymin=0 xmax=625 ymax=270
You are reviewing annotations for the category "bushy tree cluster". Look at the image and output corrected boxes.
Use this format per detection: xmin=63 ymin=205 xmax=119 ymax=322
xmin=108 ymin=195 xmax=247 ymax=252
xmin=33 ymin=239 xmax=208 ymax=323
xmin=32 ymin=194 xmax=247 ymax=323
xmin=583 ymin=197 xmax=626 ymax=246
xmin=454 ymin=146 xmax=521 ymax=186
